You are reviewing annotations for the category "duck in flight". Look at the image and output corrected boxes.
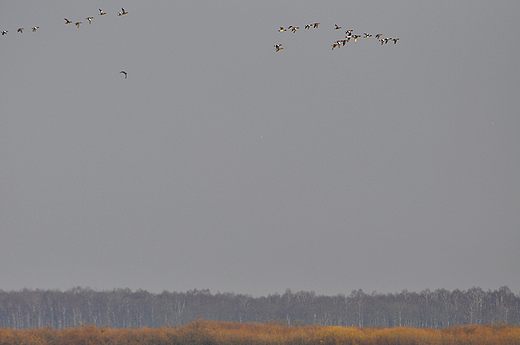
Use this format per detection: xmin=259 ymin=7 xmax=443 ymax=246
xmin=274 ymin=44 xmax=283 ymax=52
xmin=64 ymin=18 xmax=72 ymax=24
xmin=99 ymin=9 xmax=107 ymax=15
xmin=17 ymin=28 xmax=24 ymax=33
xmin=75 ymin=22 xmax=82 ymax=28
xmin=120 ymin=71 xmax=128 ymax=79
xmin=32 ymin=26 xmax=39 ymax=32
xmin=118 ymin=8 xmax=128 ymax=16
xmin=1 ymin=30 xmax=8 ymax=35
xmin=334 ymin=24 xmax=342 ymax=30
xmin=86 ymin=17 xmax=94 ymax=24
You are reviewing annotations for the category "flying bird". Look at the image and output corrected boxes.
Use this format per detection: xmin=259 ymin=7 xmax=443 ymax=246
xmin=86 ymin=17 xmax=93 ymax=24
xmin=99 ymin=9 xmax=107 ymax=15
xmin=17 ymin=28 xmax=24 ymax=33
xmin=375 ymin=33 xmax=382 ymax=39
xmin=392 ymin=38 xmax=399 ymax=44
xmin=274 ymin=44 xmax=283 ymax=52
xmin=75 ymin=22 xmax=82 ymax=28
xmin=334 ymin=24 xmax=342 ymax=30
xmin=313 ymin=22 xmax=320 ymax=28
xmin=118 ymin=8 xmax=128 ymax=16
xmin=278 ymin=27 xmax=286 ymax=32
xmin=287 ymin=25 xmax=298 ymax=33
xmin=32 ymin=26 xmax=39 ymax=32
xmin=64 ymin=18 xmax=72 ymax=24
xmin=1 ymin=30 xmax=8 ymax=35
xmin=120 ymin=71 xmax=128 ymax=79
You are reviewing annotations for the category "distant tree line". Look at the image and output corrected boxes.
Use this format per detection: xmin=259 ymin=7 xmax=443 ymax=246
xmin=0 ymin=286 xmax=518 ymax=329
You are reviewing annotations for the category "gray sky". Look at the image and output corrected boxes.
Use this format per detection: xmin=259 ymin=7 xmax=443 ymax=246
xmin=1 ymin=0 xmax=519 ymax=297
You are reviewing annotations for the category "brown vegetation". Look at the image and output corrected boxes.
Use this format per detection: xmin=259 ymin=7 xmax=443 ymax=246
xmin=0 ymin=320 xmax=519 ymax=345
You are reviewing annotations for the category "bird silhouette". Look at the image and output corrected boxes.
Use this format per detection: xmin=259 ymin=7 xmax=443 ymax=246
xmin=120 ymin=71 xmax=128 ymax=79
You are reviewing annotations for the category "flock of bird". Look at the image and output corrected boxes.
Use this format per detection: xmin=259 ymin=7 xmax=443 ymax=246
xmin=3 ymin=10 xmax=398 ymax=72
xmin=1 ymin=7 xmax=130 ymax=78
xmin=62 ymin=7 xmax=128 ymax=28
xmin=274 ymin=22 xmax=399 ymax=52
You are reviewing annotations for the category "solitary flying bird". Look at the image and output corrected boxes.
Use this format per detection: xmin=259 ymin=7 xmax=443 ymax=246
xmin=120 ymin=71 xmax=128 ymax=78
xmin=118 ymin=8 xmax=128 ymax=16
xmin=32 ymin=26 xmax=39 ymax=32
xmin=274 ymin=44 xmax=283 ymax=52
xmin=18 ymin=28 xmax=24 ymax=33
xmin=1 ymin=30 xmax=8 ymax=35
xmin=75 ymin=22 xmax=82 ymax=28
xmin=99 ymin=9 xmax=107 ymax=15
xmin=86 ymin=17 xmax=93 ymax=24
xmin=64 ymin=18 xmax=72 ymax=24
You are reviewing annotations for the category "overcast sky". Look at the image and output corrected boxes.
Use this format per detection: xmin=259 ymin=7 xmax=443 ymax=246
xmin=1 ymin=0 xmax=519 ymax=297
